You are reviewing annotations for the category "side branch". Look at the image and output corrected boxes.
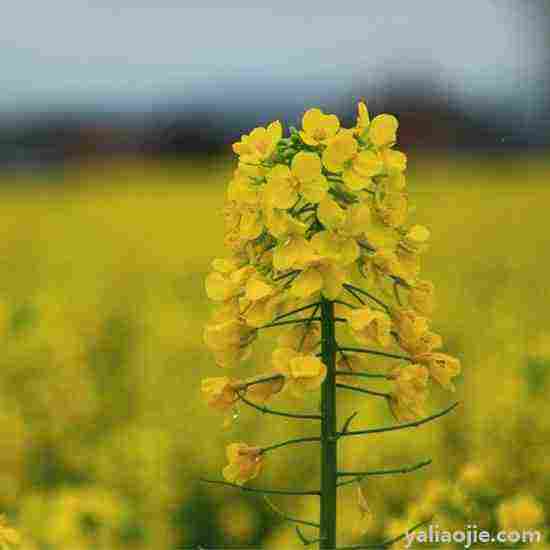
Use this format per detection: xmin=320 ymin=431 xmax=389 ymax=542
xmin=236 ymin=374 xmax=283 ymax=390
xmin=271 ymin=302 xmax=322 ymax=323
xmin=272 ymin=270 xmax=300 ymax=282
xmin=236 ymin=390 xmax=322 ymax=420
xmin=335 ymin=383 xmax=389 ymax=399
xmin=337 ymin=517 xmax=432 ymax=549
xmin=337 ymin=402 xmax=460 ymax=438
xmin=335 ymin=370 xmax=389 ymax=379
xmin=339 ymin=346 xmax=413 ymax=363
xmin=261 ymin=436 xmax=321 ymax=454
xmin=260 ymin=317 xmax=322 ymax=329
xmin=299 ymin=303 xmax=321 ymax=351
xmin=200 ymin=478 xmax=320 ymax=496
xmin=336 ymin=459 xmax=432 ymax=486
xmin=344 ymin=285 xmax=366 ymax=305
xmin=343 ymin=284 xmax=390 ymax=312
xmin=264 ymin=496 xmax=321 ymax=529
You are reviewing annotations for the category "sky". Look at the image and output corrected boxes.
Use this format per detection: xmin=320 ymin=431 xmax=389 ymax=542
xmin=0 ymin=0 xmax=547 ymax=126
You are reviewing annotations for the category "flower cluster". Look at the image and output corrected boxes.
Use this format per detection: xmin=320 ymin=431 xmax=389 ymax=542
xmin=202 ymin=103 xmax=461 ymax=484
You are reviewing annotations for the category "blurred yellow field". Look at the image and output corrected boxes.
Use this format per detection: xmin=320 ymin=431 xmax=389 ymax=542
xmin=0 ymin=155 xmax=549 ymax=549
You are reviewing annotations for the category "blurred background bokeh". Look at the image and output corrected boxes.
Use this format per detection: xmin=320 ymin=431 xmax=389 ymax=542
xmin=0 ymin=1 xmax=549 ymax=548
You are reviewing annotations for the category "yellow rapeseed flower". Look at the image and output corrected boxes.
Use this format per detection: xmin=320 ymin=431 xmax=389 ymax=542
xmin=344 ymin=305 xmax=392 ymax=347
xmin=263 ymin=152 xmax=328 ymax=209
xmin=205 ymin=261 xmax=252 ymax=302
xmin=272 ymin=235 xmax=311 ymax=271
xmin=368 ymin=114 xmax=398 ymax=148
xmin=201 ymin=377 xmax=238 ymax=412
xmin=291 ymin=151 xmax=329 ymax=202
xmin=335 ymin=353 xmax=367 ymax=387
xmin=245 ymin=373 xmax=285 ymax=403
xmin=317 ymin=196 xmax=347 ymax=230
xmin=415 ymin=352 xmax=461 ymax=391
xmin=241 ymin=274 xmax=284 ymax=327
xmin=342 ymin=150 xmax=384 ymax=191
xmin=300 ymin=108 xmax=340 ymax=146
xmin=380 ymin=148 xmax=407 ymax=173
xmin=223 ymin=443 xmax=264 ymax=485
xmin=233 ymin=120 xmax=283 ymax=164
xmin=288 ymin=232 xmax=352 ymax=300
xmin=321 ymin=131 xmax=358 ymax=173
xmin=388 ymin=364 xmax=429 ymax=422
xmin=409 ymin=279 xmax=435 ymax=315
xmin=497 ymin=494 xmax=544 ymax=531
xmin=272 ymin=347 xmax=326 ymax=396
xmin=354 ymin=101 xmax=370 ymax=136
xmin=375 ymin=188 xmax=408 ymax=228
xmin=310 ymin=230 xmax=359 ymax=267
xmin=204 ymin=303 xmax=255 ymax=368
xmin=277 ymin=323 xmax=320 ymax=354
xmin=403 ymin=330 xmax=443 ymax=356
xmin=392 ymin=308 xmax=430 ymax=350
xmin=0 ymin=515 xmax=20 ymax=548
xmin=265 ymin=210 xmax=308 ymax=241
xmin=341 ymin=201 xmax=372 ymax=237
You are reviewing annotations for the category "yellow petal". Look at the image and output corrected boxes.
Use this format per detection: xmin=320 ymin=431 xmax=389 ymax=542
xmin=222 ymin=463 xmax=242 ymax=484
xmin=299 ymin=131 xmax=320 ymax=146
xmin=321 ymin=133 xmax=357 ymax=173
xmin=318 ymin=197 xmax=346 ymax=229
xmin=344 ymin=202 xmax=371 ymax=236
xmin=291 ymin=151 xmax=322 ymax=182
xmin=320 ymin=113 xmax=341 ymax=138
xmin=205 ymin=272 xmax=236 ymax=301
xmin=369 ymin=114 xmax=398 ymax=147
xmin=353 ymin=150 xmax=383 ymax=177
xmin=342 ymin=168 xmax=369 ymax=191
xmin=382 ymin=148 xmax=407 ymax=173
xmin=302 ymin=108 xmax=324 ymax=134
xmin=273 ymin=236 xmax=310 ymax=271
xmin=267 ymin=120 xmax=283 ymax=143
xmin=407 ymin=224 xmax=430 ymax=243
xmin=289 ymin=355 xmax=322 ymax=378
xmin=272 ymin=347 xmax=299 ymax=373
xmin=356 ymin=101 xmax=370 ymax=128
xmin=212 ymin=258 xmax=239 ymax=274
xmin=246 ymin=277 xmax=273 ymax=301
xmin=239 ymin=210 xmax=263 ymax=240
xmin=291 ymin=268 xmax=323 ymax=299
xmin=318 ymin=263 xmax=346 ymax=299
xmin=263 ymin=178 xmax=297 ymax=209
xmin=300 ymin=175 xmax=328 ymax=204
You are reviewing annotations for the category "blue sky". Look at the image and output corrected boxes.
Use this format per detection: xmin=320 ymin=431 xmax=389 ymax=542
xmin=0 ymin=0 xmax=546 ymax=118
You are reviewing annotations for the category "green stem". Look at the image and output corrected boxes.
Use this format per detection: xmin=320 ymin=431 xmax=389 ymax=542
xmin=320 ymin=297 xmax=338 ymax=549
